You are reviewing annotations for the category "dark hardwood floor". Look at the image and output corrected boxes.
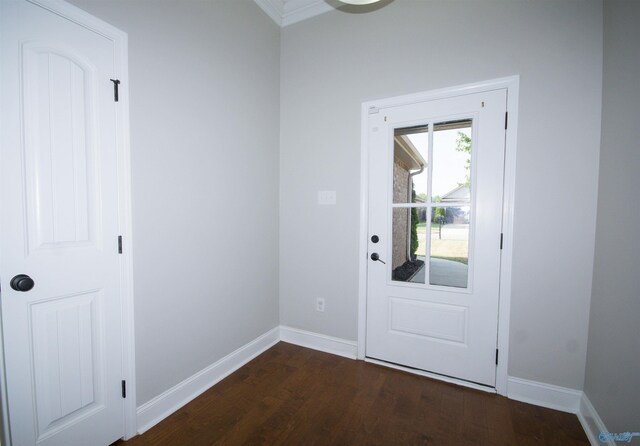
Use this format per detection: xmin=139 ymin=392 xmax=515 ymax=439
xmin=116 ymin=342 xmax=589 ymax=445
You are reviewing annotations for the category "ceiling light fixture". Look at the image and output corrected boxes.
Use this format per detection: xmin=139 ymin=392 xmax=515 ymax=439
xmin=339 ymin=0 xmax=383 ymax=5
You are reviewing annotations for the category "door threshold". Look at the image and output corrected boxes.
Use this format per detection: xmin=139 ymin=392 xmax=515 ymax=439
xmin=365 ymin=357 xmax=497 ymax=394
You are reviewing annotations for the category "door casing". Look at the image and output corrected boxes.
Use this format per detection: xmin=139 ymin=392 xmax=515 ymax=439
xmin=0 ymin=0 xmax=137 ymax=443
xmin=357 ymin=76 xmax=519 ymax=396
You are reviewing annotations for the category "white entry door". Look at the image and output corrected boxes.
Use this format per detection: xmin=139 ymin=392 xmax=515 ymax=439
xmin=1 ymin=1 xmax=129 ymax=444
xmin=366 ymin=89 xmax=507 ymax=387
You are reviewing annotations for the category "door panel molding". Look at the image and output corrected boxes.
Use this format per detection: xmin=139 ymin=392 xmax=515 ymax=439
xmin=0 ymin=0 xmax=136 ymax=443
xmin=21 ymin=41 xmax=101 ymax=253
xmin=357 ymin=76 xmax=519 ymax=396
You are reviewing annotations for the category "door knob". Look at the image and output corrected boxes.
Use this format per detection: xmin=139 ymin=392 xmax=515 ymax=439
xmin=370 ymin=253 xmax=386 ymax=264
xmin=10 ymin=274 xmax=34 ymax=292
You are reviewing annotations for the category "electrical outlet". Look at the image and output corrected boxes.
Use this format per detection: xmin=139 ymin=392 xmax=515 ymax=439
xmin=316 ymin=298 xmax=325 ymax=312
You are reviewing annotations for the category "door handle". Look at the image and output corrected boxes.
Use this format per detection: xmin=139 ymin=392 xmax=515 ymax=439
xmin=10 ymin=274 xmax=34 ymax=292
xmin=370 ymin=253 xmax=386 ymax=264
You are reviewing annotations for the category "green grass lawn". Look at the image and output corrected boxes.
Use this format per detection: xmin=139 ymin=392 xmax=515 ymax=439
xmin=415 ymin=224 xmax=468 ymax=264
xmin=416 ymin=222 xmax=440 ymax=234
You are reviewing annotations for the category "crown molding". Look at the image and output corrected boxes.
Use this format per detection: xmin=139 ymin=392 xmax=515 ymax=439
xmin=254 ymin=0 xmax=283 ymax=26
xmin=254 ymin=0 xmax=334 ymax=27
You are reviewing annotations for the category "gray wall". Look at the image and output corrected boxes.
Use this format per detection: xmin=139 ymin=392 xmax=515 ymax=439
xmin=67 ymin=0 xmax=281 ymax=406
xmin=280 ymin=0 xmax=603 ymax=390
xmin=584 ymin=0 xmax=640 ymax=432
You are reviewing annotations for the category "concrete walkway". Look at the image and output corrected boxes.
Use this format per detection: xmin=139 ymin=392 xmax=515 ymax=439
xmin=410 ymin=257 xmax=468 ymax=288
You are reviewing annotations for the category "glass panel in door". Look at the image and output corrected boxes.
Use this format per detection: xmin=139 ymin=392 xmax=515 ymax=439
xmin=391 ymin=207 xmax=427 ymax=283
xmin=430 ymin=120 xmax=472 ymax=288
xmin=391 ymin=119 xmax=473 ymax=288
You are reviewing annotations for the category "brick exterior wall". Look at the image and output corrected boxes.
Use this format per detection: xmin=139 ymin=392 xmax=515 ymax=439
xmin=392 ymin=159 xmax=411 ymax=270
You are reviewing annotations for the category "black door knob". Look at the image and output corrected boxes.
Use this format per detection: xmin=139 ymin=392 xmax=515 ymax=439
xmin=370 ymin=253 xmax=386 ymax=264
xmin=10 ymin=274 xmax=34 ymax=292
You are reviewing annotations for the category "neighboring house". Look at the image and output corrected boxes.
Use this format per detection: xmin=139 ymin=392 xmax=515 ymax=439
xmin=440 ymin=184 xmax=470 ymax=203
xmin=392 ymin=134 xmax=426 ymax=270
xmin=438 ymin=185 xmax=470 ymax=224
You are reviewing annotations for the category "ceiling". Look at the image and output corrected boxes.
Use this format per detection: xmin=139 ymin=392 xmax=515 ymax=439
xmin=253 ymin=0 xmax=334 ymax=26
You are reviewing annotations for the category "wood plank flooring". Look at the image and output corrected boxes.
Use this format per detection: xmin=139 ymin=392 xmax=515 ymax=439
xmin=116 ymin=342 xmax=589 ymax=445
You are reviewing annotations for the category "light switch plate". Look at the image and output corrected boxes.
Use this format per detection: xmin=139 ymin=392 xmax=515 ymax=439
xmin=318 ymin=190 xmax=336 ymax=205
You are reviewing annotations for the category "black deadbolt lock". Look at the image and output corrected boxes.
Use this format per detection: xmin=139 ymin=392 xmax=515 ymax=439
xmin=371 ymin=235 xmax=379 ymax=243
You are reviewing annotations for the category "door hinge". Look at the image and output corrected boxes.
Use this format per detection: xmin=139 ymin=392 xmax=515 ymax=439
xmin=118 ymin=235 xmax=123 ymax=254
xmin=500 ymin=233 xmax=503 ymax=250
xmin=110 ymin=79 xmax=121 ymax=102
xmin=504 ymin=111 xmax=508 ymax=130
xmin=121 ymin=380 xmax=127 ymax=398
xmin=496 ymin=349 xmax=499 ymax=365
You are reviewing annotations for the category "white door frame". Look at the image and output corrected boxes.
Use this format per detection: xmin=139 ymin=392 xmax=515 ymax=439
xmin=0 ymin=0 xmax=137 ymax=442
xmin=357 ymin=76 xmax=519 ymax=396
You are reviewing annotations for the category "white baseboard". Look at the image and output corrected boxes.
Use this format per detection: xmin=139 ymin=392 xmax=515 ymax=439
xmin=507 ymin=376 xmax=582 ymax=414
xmin=577 ymin=393 xmax=613 ymax=446
xmin=279 ymin=326 xmax=358 ymax=359
xmin=136 ymin=327 xmax=280 ymax=434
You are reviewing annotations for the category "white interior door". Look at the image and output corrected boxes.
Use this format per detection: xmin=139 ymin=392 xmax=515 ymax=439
xmin=366 ymin=89 xmax=507 ymax=387
xmin=1 ymin=1 xmax=127 ymax=444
